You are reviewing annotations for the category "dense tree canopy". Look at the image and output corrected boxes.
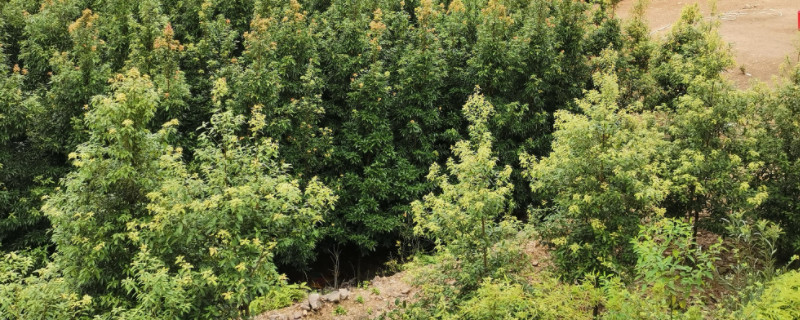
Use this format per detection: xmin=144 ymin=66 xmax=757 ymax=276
xmin=0 ymin=0 xmax=799 ymax=319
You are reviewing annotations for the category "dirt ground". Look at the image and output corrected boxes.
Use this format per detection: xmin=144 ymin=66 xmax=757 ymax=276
xmin=256 ymin=239 xmax=553 ymax=320
xmin=254 ymin=271 xmax=418 ymax=320
xmin=617 ymin=0 xmax=800 ymax=88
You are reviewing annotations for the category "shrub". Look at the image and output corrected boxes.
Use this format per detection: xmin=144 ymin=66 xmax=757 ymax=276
xmin=521 ymin=70 xmax=670 ymax=280
xmin=412 ymin=93 xmax=516 ymax=277
xmin=632 ymin=218 xmax=720 ymax=312
xmin=739 ymin=270 xmax=800 ymax=320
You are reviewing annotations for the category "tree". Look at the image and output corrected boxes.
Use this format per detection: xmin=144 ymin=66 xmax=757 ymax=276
xmin=126 ymin=107 xmax=336 ymax=318
xmin=43 ymin=68 xmax=167 ymax=310
xmin=662 ymin=78 xmax=766 ymax=240
xmin=0 ymin=41 xmax=53 ymax=250
xmin=521 ymin=70 xmax=670 ymax=279
xmin=647 ymin=4 xmax=733 ymax=109
xmin=233 ymin=0 xmax=331 ymax=177
xmin=43 ymin=68 xmax=337 ymax=318
xmin=413 ymin=92 xmax=515 ymax=274
xmin=18 ymin=0 xmax=82 ymax=84
xmin=752 ymin=62 xmax=800 ymax=257
xmin=29 ymin=8 xmax=111 ymax=154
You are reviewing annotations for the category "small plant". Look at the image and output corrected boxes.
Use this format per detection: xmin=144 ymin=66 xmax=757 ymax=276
xmin=359 ymin=280 xmax=371 ymax=289
xmin=384 ymin=258 xmax=401 ymax=274
xmin=333 ymin=305 xmax=347 ymax=316
xmin=723 ymin=211 xmax=783 ymax=286
xmin=371 ymin=287 xmax=381 ymax=295
xmin=356 ymin=295 xmax=364 ymax=304
xmin=633 ymin=218 xmax=721 ymax=312
xmin=249 ymin=282 xmax=310 ymax=314
xmin=719 ymin=212 xmax=791 ymax=311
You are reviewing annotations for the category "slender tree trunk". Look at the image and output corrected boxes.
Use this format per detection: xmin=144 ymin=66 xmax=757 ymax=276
xmin=481 ymin=217 xmax=488 ymax=272
xmin=592 ymin=276 xmax=600 ymax=319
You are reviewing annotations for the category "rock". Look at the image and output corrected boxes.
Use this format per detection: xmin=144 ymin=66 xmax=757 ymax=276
xmin=269 ymin=315 xmax=288 ymax=320
xmin=299 ymin=299 xmax=311 ymax=311
xmin=308 ymin=293 xmax=322 ymax=310
xmin=291 ymin=311 xmax=303 ymax=320
xmin=532 ymin=260 xmax=539 ymax=267
xmin=400 ymin=288 xmax=411 ymax=295
xmin=339 ymin=288 xmax=350 ymax=300
xmin=323 ymin=290 xmax=341 ymax=303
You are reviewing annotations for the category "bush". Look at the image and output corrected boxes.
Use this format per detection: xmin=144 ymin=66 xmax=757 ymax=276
xmin=521 ymin=69 xmax=670 ymax=280
xmin=0 ymin=251 xmax=93 ymax=320
xmin=739 ymin=270 xmax=800 ymax=320
xmin=412 ymin=93 xmax=516 ymax=278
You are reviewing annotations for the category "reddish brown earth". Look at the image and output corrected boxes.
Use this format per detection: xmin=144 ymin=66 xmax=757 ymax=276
xmin=617 ymin=0 xmax=800 ymax=88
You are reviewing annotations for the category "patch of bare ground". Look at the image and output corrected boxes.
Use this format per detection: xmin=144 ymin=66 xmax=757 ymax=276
xmin=254 ymin=271 xmax=418 ymax=320
xmin=522 ymin=239 xmax=554 ymax=273
xmin=617 ymin=0 xmax=800 ymax=88
xmin=256 ymin=238 xmax=553 ymax=320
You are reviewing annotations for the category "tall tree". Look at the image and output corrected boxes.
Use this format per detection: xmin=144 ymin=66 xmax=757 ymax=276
xmin=43 ymin=68 xmax=166 ymax=309
xmin=522 ymin=70 xmax=670 ymax=279
xmin=413 ymin=92 xmax=515 ymax=275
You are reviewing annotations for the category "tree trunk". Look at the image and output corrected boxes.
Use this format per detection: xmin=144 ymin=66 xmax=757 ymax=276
xmin=481 ymin=217 xmax=488 ymax=272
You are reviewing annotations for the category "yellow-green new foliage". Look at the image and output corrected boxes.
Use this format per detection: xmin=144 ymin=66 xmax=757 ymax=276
xmin=136 ymin=108 xmax=336 ymax=317
xmin=740 ymin=270 xmax=800 ymax=320
xmin=413 ymin=93 xmax=514 ymax=273
xmin=458 ymin=277 xmax=600 ymax=320
xmin=0 ymin=251 xmax=93 ymax=320
xmin=43 ymin=69 xmax=165 ymax=304
xmin=522 ymin=70 xmax=670 ymax=279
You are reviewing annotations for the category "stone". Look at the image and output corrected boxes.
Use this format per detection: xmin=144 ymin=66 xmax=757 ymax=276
xmin=299 ymin=299 xmax=311 ymax=311
xmin=532 ymin=260 xmax=540 ymax=267
xmin=308 ymin=293 xmax=322 ymax=310
xmin=400 ymin=288 xmax=411 ymax=295
xmin=291 ymin=311 xmax=303 ymax=320
xmin=323 ymin=290 xmax=341 ymax=303
xmin=339 ymin=288 xmax=350 ymax=300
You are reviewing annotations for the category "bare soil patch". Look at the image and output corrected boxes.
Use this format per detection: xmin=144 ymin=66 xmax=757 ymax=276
xmin=254 ymin=271 xmax=418 ymax=320
xmin=256 ymin=238 xmax=553 ymax=320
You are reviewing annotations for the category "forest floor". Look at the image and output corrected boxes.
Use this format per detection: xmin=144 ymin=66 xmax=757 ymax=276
xmin=256 ymin=240 xmax=552 ymax=320
xmin=617 ymin=0 xmax=799 ymax=88
xmin=254 ymin=270 xmax=418 ymax=320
